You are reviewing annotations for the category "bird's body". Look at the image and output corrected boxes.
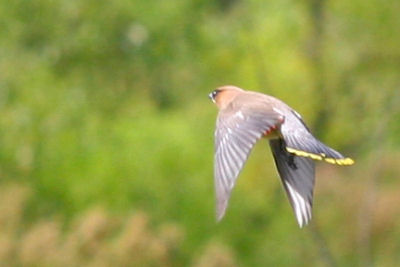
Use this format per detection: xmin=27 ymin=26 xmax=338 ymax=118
xmin=209 ymin=85 xmax=354 ymax=227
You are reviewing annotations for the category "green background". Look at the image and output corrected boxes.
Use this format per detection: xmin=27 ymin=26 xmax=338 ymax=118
xmin=1 ymin=0 xmax=399 ymax=266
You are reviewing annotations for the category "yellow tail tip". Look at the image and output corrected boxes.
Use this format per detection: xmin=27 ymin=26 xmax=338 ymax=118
xmin=286 ymin=147 xmax=355 ymax=165
xmin=334 ymin=157 xmax=355 ymax=165
xmin=324 ymin=157 xmax=354 ymax=165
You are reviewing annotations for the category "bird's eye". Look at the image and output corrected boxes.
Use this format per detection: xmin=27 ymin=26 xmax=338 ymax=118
xmin=209 ymin=89 xmax=221 ymax=102
xmin=213 ymin=90 xmax=220 ymax=97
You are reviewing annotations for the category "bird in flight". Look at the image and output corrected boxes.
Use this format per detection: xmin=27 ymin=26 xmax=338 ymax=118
xmin=209 ymin=85 xmax=354 ymax=227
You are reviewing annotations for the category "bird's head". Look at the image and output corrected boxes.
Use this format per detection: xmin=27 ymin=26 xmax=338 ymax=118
xmin=208 ymin=85 xmax=243 ymax=109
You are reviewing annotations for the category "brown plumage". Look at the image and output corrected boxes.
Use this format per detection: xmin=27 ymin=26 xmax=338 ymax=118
xmin=209 ymin=85 xmax=354 ymax=227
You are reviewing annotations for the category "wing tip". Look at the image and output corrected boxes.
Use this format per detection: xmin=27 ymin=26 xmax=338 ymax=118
xmin=216 ymin=200 xmax=227 ymax=223
xmin=284 ymin=181 xmax=313 ymax=229
xmin=296 ymin=215 xmax=311 ymax=228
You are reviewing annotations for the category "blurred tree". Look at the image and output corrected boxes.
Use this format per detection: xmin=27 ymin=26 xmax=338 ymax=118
xmin=307 ymin=0 xmax=329 ymax=137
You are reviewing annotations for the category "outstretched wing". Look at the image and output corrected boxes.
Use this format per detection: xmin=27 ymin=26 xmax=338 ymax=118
xmin=280 ymin=110 xmax=354 ymax=165
xmin=269 ymin=139 xmax=315 ymax=227
xmin=214 ymin=106 xmax=283 ymax=221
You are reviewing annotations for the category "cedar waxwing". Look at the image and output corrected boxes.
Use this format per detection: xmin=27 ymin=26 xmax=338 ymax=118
xmin=209 ymin=85 xmax=354 ymax=227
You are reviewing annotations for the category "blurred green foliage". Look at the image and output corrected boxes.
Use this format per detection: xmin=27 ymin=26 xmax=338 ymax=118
xmin=0 ymin=0 xmax=400 ymax=266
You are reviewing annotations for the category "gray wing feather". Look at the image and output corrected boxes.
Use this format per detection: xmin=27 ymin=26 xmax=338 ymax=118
xmin=214 ymin=108 xmax=282 ymax=221
xmin=269 ymin=139 xmax=315 ymax=227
